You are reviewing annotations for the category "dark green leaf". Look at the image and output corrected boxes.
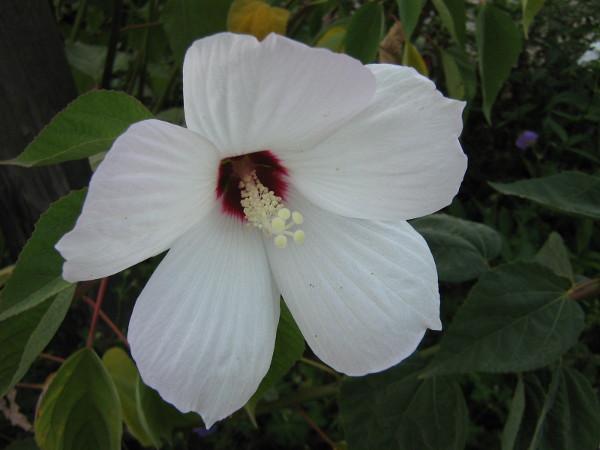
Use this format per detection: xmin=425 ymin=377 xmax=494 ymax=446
xmin=3 ymin=91 xmax=152 ymax=167
xmin=0 ymin=287 xmax=74 ymax=397
xmin=411 ymin=214 xmax=502 ymax=282
xmin=490 ymin=171 xmax=600 ymax=220
xmin=0 ymin=190 xmax=85 ymax=320
xmin=476 ymin=4 xmax=522 ymax=122
xmin=4 ymin=438 xmax=39 ymax=450
xmin=345 ymin=3 xmax=384 ymax=64
xmin=340 ymin=359 xmax=468 ymax=450
xmin=162 ymin=0 xmax=233 ymax=64
xmin=396 ymin=0 xmax=425 ymax=40
xmin=35 ymin=348 xmax=122 ymax=450
xmin=501 ymin=375 xmax=525 ymax=450
xmin=535 ymin=232 xmax=573 ymax=282
xmin=432 ymin=0 xmax=466 ymax=46
xmin=424 ymin=262 xmax=583 ymax=376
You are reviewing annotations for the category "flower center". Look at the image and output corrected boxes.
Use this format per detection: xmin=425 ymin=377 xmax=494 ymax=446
xmin=216 ymin=151 xmax=305 ymax=248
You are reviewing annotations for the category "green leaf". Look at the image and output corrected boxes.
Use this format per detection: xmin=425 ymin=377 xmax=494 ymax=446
xmin=246 ymin=301 xmax=305 ymax=415
xmin=0 ymin=190 xmax=85 ymax=320
xmin=432 ymin=0 xmax=466 ymax=46
xmin=501 ymin=375 xmax=525 ymax=450
xmin=345 ymin=3 xmax=384 ymax=64
xmin=535 ymin=232 xmax=573 ymax=282
xmin=315 ymin=24 xmax=348 ymax=52
xmin=340 ymin=359 xmax=468 ymax=450
xmin=396 ymin=0 xmax=425 ymax=40
xmin=423 ymin=262 xmax=584 ymax=376
xmin=522 ymin=0 xmax=545 ymax=38
xmin=162 ymin=0 xmax=233 ymax=64
xmin=35 ymin=348 xmax=122 ymax=450
xmin=476 ymin=4 xmax=522 ymax=122
xmin=411 ymin=214 xmax=502 ymax=282
xmin=402 ymin=42 xmax=429 ymax=77
xmin=102 ymin=348 xmax=154 ymax=447
xmin=441 ymin=46 xmax=477 ymax=100
xmin=3 ymin=91 xmax=152 ymax=167
xmin=490 ymin=171 xmax=600 ymax=220
xmin=0 ymin=286 xmax=74 ymax=397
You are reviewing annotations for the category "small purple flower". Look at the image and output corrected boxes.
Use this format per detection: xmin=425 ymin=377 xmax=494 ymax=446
xmin=516 ymin=130 xmax=539 ymax=150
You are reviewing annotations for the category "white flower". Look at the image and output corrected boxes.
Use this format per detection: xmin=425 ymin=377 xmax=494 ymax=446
xmin=56 ymin=32 xmax=467 ymax=427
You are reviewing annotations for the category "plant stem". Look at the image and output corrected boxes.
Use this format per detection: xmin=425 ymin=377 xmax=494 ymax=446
xmin=39 ymin=353 xmax=65 ymax=363
xmin=16 ymin=382 xmax=44 ymax=390
xmin=83 ymin=296 xmax=129 ymax=347
xmin=69 ymin=0 xmax=88 ymax=42
xmin=255 ymin=383 xmax=339 ymax=415
xmin=296 ymin=408 xmax=336 ymax=449
xmin=101 ymin=0 xmax=124 ymax=89
xmin=568 ymin=277 xmax=600 ymax=301
xmin=86 ymin=278 xmax=109 ymax=348
xmin=299 ymin=357 xmax=341 ymax=379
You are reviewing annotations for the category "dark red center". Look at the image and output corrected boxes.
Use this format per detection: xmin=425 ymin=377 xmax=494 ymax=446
xmin=216 ymin=150 xmax=289 ymax=220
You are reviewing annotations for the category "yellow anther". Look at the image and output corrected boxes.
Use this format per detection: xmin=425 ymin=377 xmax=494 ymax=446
xmin=278 ymin=208 xmax=291 ymax=220
xmin=271 ymin=217 xmax=286 ymax=233
xmin=274 ymin=235 xmax=288 ymax=248
xmin=292 ymin=211 xmax=304 ymax=225
xmin=293 ymin=230 xmax=305 ymax=245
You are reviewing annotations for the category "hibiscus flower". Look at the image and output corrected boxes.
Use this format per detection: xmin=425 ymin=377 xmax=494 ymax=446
xmin=56 ymin=32 xmax=467 ymax=427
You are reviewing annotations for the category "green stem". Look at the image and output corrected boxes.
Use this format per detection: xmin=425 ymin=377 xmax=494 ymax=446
xmin=299 ymin=357 xmax=341 ymax=378
xmin=69 ymin=0 xmax=88 ymax=42
xmin=567 ymin=277 xmax=600 ymax=301
xmin=255 ymin=383 xmax=339 ymax=415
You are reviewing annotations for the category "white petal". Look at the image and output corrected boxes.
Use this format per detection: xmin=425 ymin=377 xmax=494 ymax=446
xmin=128 ymin=210 xmax=279 ymax=428
xmin=283 ymin=64 xmax=467 ymax=221
xmin=182 ymin=32 xmax=375 ymax=156
xmin=56 ymin=119 xmax=220 ymax=282
xmin=266 ymin=190 xmax=441 ymax=376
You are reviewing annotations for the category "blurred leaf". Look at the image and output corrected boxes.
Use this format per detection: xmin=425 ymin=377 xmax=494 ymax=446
xmin=0 ymin=190 xmax=84 ymax=320
xmin=522 ymin=0 xmax=545 ymax=38
xmin=535 ymin=232 xmax=573 ymax=282
xmin=3 ymin=91 xmax=152 ymax=167
xmin=0 ymin=264 xmax=14 ymax=288
xmin=396 ymin=0 xmax=425 ymax=40
xmin=345 ymin=3 xmax=384 ymax=64
xmin=490 ymin=171 xmax=600 ymax=220
xmin=0 ymin=287 xmax=74 ymax=397
xmin=424 ymin=262 xmax=583 ymax=376
xmin=103 ymin=348 xmax=154 ymax=447
xmin=163 ymin=0 xmax=232 ymax=63
xmin=227 ymin=0 xmax=290 ymax=40
xmin=4 ymin=438 xmax=39 ymax=450
xmin=476 ymin=4 xmax=522 ymax=122
xmin=246 ymin=301 xmax=305 ymax=416
xmin=501 ymin=375 xmax=525 ymax=450
xmin=441 ymin=46 xmax=476 ymax=100
xmin=402 ymin=41 xmax=429 ymax=77
xmin=35 ymin=348 xmax=122 ymax=450
xmin=411 ymin=214 xmax=502 ymax=282
xmin=340 ymin=359 xmax=468 ymax=450
xmin=316 ymin=25 xmax=347 ymax=52
xmin=432 ymin=0 xmax=466 ymax=46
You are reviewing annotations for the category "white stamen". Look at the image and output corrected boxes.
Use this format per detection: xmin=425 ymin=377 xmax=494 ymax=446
xmin=239 ymin=171 xmax=305 ymax=248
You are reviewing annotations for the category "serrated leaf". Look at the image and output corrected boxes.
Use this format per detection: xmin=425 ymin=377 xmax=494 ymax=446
xmin=3 ymin=91 xmax=152 ymax=167
xmin=501 ymin=375 xmax=525 ymax=450
xmin=476 ymin=4 xmax=522 ymax=122
xmin=0 ymin=287 xmax=74 ymax=397
xmin=432 ymin=0 xmax=466 ymax=46
xmin=535 ymin=232 xmax=573 ymax=282
xmin=411 ymin=214 xmax=502 ymax=282
xmin=345 ymin=3 xmax=384 ymax=64
xmin=522 ymin=0 xmax=545 ymax=38
xmin=35 ymin=348 xmax=122 ymax=450
xmin=396 ymin=0 xmax=425 ymax=40
xmin=402 ymin=41 xmax=429 ymax=77
xmin=490 ymin=171 xmax=600 ymax=220
xmin=0 ymin=190 xmax=85 ymax=320
xmin=340 ymin=359 xmax=468 ymax=450
xmin=424 ymin=263 xmax=584 ymax=376
xmin=162 ymin=0 xmax=233 ymax=63
xmin=227 ymin=0 xmax=290 ymax=40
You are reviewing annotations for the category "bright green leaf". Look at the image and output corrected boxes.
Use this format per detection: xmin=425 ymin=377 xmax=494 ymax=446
xmin=402 ymin=41 xmax=429 ymax=77
xmin=535 ymin=232 xmax=573 ymax=282
xmin=476 ymin=4 xmax=523 ymax=122
xmin=432 ymin=0 xmax=466 ymax=46
xmin=316 ymin=25 xmax=347 ymax=52
xmin=3 ymin=91 xmax=152 ymax=167
xmin=162 ymin=0 xmax=233 ymax=63
xmin=340 ymin=359 xmax=468 ymax=450
xmin=411 ymin=214 xmax=502 ymax=282
xmin=345 ymin=3 xmax=384 ymax=64
xmin=0 ymin=286 xmax=74 ymax=397
xmin=522 ymin=0 xmax=545 ymax=38
xmin=396 ymin=0 xmax=425 ymax=40
xmin=501 ymin=375 xmax=525 ymax=450
xmin=441 ymin=46 xmax=477 ymax=100
xmin=35 ymin=348 xmax=122 ymax=450
xmin=0 ymin=190 xmax=85 ymax=320
xmin=490 ymin=171 xmax=600 ymax=220
xmin=424 ymin=262 xmax=584 ymax=376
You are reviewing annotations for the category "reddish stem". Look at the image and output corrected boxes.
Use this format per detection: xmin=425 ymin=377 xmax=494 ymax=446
xmin=16 ymin=382 xmax=44 ymax=390
xmin=86 ymin=278 xmax=109 ymax=348
xmin=296 ymin=408 xmax=336 ymax=449
xmin=39 ymin=353 xmax=65 ymax=363
xmin=83 ymin=296 xmax=129 ymax=347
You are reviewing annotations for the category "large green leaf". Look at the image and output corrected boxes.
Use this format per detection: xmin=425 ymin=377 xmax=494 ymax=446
xmin=35 ymin=348 xmax=122 ymax=450
xmin=3 ymin=91 xmax=152 ymax=167
xmin=340 ymin=359 xmax=468 ymax=450
xmin=396 ymin=0 xmax=425 ymax=40
xmin=424 ymin=262 xmax=584 ymax=376
xmin=162 ymin=0 xmax=233 ymax=63
xmin=535 ymin=232 xmax=573 ymax=282
xmin=432 ymin=0 xmax=466 ymax=46
xmin=490 ymin=171 xmax=600 ymax=220
xmin=345 ymin=3 xmax=384 ymax=64
xmin=476 ymin=4 xmax=522 ymax=122
xmin=411 ymin=214 xmax=502 ymax=282
xmin=0 ymin=287 xmax=74 ymax=397
xmin=0 ymin=190 xmax=85 ymax=320
xmin=522 ymin=0 xmax=545 ymax=38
